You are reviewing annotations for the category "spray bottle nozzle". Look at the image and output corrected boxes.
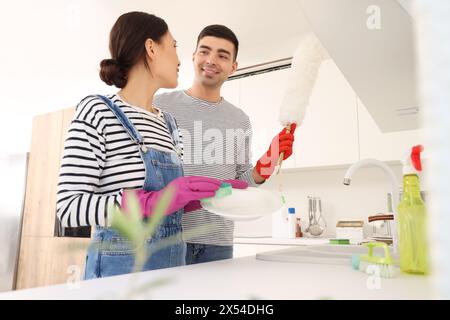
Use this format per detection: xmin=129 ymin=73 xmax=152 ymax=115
xmin=411 ymin=145 xmax=424 ymax=172
xmin=402 ymin=144 xmax=424 ymax=175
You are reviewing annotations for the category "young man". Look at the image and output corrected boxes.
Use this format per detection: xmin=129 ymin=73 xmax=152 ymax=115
xmin=154 ymin=25 xmax=296 ymax=264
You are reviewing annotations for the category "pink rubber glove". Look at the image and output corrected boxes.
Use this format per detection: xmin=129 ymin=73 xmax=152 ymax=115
xmin=121 ymin=176 xmax=222 ymax=217
xmin=184 ymin=179 xmax=249 ymax=213
xmin=222 ymin=179 xmax=249 ymax=190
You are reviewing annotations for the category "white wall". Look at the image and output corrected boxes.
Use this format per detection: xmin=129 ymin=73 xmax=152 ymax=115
xmin=0 ymin=1 xmax=195 ymax=155
xmin=0 ymin=154 xmax=28 ymax=291
xmin=0 ymin=1 xmax=116 ymax=155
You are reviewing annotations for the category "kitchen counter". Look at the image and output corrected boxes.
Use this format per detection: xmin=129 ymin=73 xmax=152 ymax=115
xmin=234 ymin=236 xmax=331 ymax=246
xmin=0 ymin=254 xmax=433 ymax=300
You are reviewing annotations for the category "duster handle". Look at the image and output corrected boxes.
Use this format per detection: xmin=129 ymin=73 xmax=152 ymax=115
xmin=275 ymin=124 xmax=292 ymax=175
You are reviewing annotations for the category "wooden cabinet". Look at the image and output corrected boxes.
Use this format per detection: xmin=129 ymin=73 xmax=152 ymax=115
xmin=20 ymin=111 xmax=64 ymax=238
xmin=16 ymin=236 xmax=90 ymax=289
xmin=16 ymin=107 xmax=90 ymax=290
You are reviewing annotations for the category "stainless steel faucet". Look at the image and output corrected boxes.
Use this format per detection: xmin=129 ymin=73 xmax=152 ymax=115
xmin=343 ymin=159 xmax=400 ymax=253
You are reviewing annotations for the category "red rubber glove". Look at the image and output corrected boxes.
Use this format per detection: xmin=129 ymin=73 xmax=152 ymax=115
xmin=255 ymin=123 xmax=297 ymax=180
xmin=121 ymin=176 xmax=222 ymax=217
xmin=184 ymin=179 xmax=249 ymax=213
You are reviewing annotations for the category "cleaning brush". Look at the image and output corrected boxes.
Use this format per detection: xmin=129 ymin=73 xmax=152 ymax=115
xmin=352 ymin=242 xmax=398 ymax=278
xmin=276 ymin=34 xmax=327 ymax=172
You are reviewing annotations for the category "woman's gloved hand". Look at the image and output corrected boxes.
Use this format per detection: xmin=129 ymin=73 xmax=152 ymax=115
xmin=221 ymin=179 xmax=249 ymax=190
xmin=184 ymin=179 xmax=249 ymax=213
xmin=121 ymin=176 xmax=222 ymax=217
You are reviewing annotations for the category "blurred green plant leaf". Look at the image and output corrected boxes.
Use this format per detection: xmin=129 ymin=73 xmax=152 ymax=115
xmin=144 ymin=185 xmax=175 ymax=238
xmin=69 ymin=185 xmax=226 ymax=298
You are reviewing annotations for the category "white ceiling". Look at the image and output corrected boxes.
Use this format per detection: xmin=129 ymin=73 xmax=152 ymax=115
xmin=136 ymin=0 xmax=312 ymax=68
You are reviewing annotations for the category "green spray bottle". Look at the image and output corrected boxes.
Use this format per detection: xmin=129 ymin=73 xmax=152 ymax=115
xmin=397 ymin=145 xmax=429 ymax=274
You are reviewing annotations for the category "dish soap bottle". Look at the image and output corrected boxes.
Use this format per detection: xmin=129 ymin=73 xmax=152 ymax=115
xmin=272 ymin=195 xmax=288 ymax=238
xmin=397 ymin=145 xmax=429 ymax=274
xmin=288 ymin=208 xmax=297 ymax=239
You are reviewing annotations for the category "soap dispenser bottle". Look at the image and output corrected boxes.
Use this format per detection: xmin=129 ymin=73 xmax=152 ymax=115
xmin=397 ymin=145 xmax=429 ymax=274
xmin=288 ymin=208 xmax=296 ymax=239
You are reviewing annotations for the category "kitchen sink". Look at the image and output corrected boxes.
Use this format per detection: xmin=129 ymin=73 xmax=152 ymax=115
xmin=255 ymin=244 xmax=395 ymax=265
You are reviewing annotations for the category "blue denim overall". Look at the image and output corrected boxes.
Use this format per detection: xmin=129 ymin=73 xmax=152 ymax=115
xmin=84 ymin=95 xmax=186 ymax=279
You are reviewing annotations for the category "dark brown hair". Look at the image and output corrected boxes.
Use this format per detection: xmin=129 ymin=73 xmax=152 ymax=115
xmin=99 ymin=12 xmax=168 ymax=88
xmin=196 ymin=25 xmax=239 ymax=61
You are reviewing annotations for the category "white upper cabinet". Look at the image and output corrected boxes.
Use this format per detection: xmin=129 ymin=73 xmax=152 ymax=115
xmin=357 ymin=97 xmax=425 ymax=161
xmin=293 ymin=60 xmax=360 ymax=168
xmin=298 ymin=0 xmax=420 ymax=133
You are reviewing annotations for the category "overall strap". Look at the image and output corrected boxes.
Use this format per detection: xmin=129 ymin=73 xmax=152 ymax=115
xmin=95 ymin=95 xmax=145 ymax=150
xmin=162 ymin=111 xmax=183 ymax=158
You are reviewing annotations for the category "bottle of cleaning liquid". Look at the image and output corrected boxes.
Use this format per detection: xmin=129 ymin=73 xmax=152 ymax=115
xmin=288 ymin=208 xmax=297 ymax=239
xmin=272 ymin=195 xmax=288 ymax=238
xmin=397 ymin=145 xmax=429 ymax=274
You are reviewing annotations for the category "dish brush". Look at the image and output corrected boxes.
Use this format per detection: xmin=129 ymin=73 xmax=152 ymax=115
xmin=351 ymin=242 xmax=398 ymax=278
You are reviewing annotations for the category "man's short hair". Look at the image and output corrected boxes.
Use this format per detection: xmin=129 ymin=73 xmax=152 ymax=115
xmin=196 ymin=24 xmax=239 ymax=61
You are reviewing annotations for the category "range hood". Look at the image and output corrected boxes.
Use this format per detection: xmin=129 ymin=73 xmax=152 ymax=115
xmin=298 ymin=0 xmax=420 ymax=132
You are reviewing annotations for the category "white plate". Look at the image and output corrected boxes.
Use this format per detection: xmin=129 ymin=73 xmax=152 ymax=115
xmin=201 ymin=187 xmax=283 ymax=221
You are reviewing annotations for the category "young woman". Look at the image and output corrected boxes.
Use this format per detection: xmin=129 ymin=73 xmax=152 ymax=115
xmin=56 ymin=11 xmax=246 ymax=279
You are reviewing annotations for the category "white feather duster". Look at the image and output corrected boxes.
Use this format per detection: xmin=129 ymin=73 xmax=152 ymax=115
xmin=273 ymin=35 xmax=326 ymax=173
xmin=278 ymin=34 xmax=327 ymax=127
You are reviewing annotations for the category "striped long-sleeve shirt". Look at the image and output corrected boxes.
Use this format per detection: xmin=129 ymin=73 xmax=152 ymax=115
xmin=154 ymin=90 xmax=258 ymax=246
xmin=56 ymin=94 xmax=178 ymax=228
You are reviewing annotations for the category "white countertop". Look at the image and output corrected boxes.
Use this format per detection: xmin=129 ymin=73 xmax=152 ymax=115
xmin=0 ymin=254 xmax=433 ymax=300
xmin=234 ymin=236 xmax=331 ymax=246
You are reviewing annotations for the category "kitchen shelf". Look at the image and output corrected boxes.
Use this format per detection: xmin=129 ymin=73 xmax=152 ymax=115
xmin=279 ymin=160 xmax=402 ymax=174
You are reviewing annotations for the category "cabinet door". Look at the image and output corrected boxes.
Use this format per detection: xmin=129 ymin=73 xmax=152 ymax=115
xmin=293 ymin=60 xmax=359 ymax=167
xmin=21 ymin=110 xmax=64 ymax=237
xmin=357 ymin=98 xmax=425 ymax=161
xmin=237 ymin=60 xmax=359 ymax=169
xmin=17 ymin=107 xmax=91 ymax=290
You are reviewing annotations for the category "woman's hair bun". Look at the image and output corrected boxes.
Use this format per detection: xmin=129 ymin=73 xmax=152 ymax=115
xmin=99 ymin=58 xmax=128 ymax=88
